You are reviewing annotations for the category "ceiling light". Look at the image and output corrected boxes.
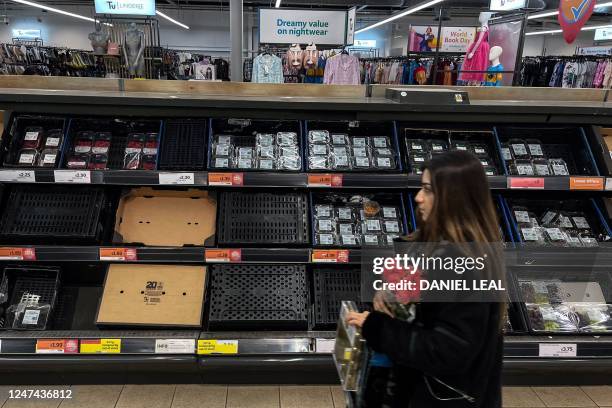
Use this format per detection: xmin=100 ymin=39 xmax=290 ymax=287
xmin=156 ymin=10 xmax=189 ymax=30
xmin=356 ymin=0 xmax=445 ymax=34
xmin=275 ymin=0 xmax=281 ymax=7
xmin=528 ymin=1 xmax=612 ymax=19
xmin=9 ymin=0 xmax=110 ymax=25
xmin=526 ymin=24 xmax=612 ymax=35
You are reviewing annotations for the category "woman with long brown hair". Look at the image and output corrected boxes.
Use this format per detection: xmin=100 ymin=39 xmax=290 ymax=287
xmin=347 ymin=150 xmax=505 ymax=408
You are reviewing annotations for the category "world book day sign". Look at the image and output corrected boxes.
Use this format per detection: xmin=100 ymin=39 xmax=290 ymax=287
xmin=409 ymin=26 xmax=476 ymax=53
xmin=259 ymin=8 xmax=350 ymax=45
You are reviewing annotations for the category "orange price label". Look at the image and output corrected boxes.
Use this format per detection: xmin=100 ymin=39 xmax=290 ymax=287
xmin=205 ymin=249 xmax=242 ymax=263
xmin=36 ymin=339 xmax=78 ymax=354
xmin=99 ymin=248 xmax=137 ymax=261
xmin=307 ymin=174 xmax=343 ymax=187
xmin=507 ymin=177 xmax=545 ymax=190
xmin=569 ymin=177 xmax=604 ymax=191
xmin=312 ymin=249 xmax=350 ymax=263
xmin=208 ymin=173 xmax=244 ymax=186
xmin=0 ymin=247 xmax=36 ymax=261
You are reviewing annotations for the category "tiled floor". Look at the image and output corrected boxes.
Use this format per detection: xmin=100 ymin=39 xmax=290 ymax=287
xmin=0 ymin=385 xmax=610 ymax=408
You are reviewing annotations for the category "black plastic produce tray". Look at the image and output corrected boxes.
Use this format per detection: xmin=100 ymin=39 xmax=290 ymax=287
xmin=159 ymin=119 xmax=207 ymax=170
xmin=207 ymin=264 xmax=309 ymax=330
xmin=312 ymin=267 xmax=363 ymax=329
xmin=0 ymin=185 xmax=110 ymax=244
xmin=217 ymin=191 xmax=310 ymax=246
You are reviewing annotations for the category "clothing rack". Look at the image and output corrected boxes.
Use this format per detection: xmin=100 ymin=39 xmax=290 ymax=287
xmin=520 ymin=55 xmax=612 ymax=88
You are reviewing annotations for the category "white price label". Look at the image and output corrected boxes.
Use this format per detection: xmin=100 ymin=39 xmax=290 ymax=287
xmin=0 ymin=170 xmax=36 ymax=182
xmin=383 ymin=207 xmax=398 ymax=219
xmin=155 ymin=339 xmax=196 ymax=354
xmin=512 ymin=144 xmax=528 ymax=156
xmin=545 ymin=228 xmax=565 ymax=241
xmin=606 ymin=178 xmax=612 ymax=191
xmin=514 ymin=211 xmax=530 ymax=223
xmin=0 ymin=339 xmax=2 ymax=353
xmin=45 ymin=137 xmax=60 ymax=147
xmin=158 ymin=172 xmax=195 ymax=185
xmin=315 ymin=338 xmax=335 ymax=353
xmin=539 ymin=343 xmax=577 ymax=357
xmin=18 ymin=153 xmax=35 ymax=164
xmin=24 ymin=131 xmax=39 ymax=141
xmin=22 ymin=309 xmax=41 ymax=325
xmin=528 ymin=144 xmax=543 ymax=156
xmin=54 ymin=170 xmax=91 ymax=184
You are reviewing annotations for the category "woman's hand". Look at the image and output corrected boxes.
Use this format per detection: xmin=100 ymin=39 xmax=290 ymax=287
xmin=346 ymin=311 xmax=369 ymax=328
xmin=467 ymin=52 xmax=474 ymax=59
xmin=373 ymin=292 xmax=394 ymax=317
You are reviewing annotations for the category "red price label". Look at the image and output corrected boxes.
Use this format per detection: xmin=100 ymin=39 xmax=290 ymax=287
xmin=507 ymin=177 xmax=545 ymax=190
xmin=205 ymin=249 xmax=242 ymax=263
xmin=307 ymin=174 xmax=343 ymax=187
xmin=208 ymin=173 xmax=244 ymax=186
xmin=312 ymin=249 xmax=349 ymax=263
xmin=0 ymin=247 xmax=36 ymax=261
xmin=99 ymin=248 xmax=137 ymax=261
xmin=36 ymin=339 xmax=78 ymax=354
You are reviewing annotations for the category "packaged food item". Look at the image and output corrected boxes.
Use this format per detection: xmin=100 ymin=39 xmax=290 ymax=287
xmin=544 ymin=227 xmax=567 ymax=245
xmin=571 ymin=215 xmax=591 ymax=230
xmin=257 ymin=145 xmax=276 ymax=159
xmin=17 ymin=148 xmax=38 ymax=166
xmin=22 ymin=127 xmax=43 ymax=149
xmin=513 ymin=159 xmax=535 ymax=176
xmin=279 ymin=146 xmax=299 ymax=157
xmin=509 ymin=139 xmax=530 ymax=159
xmin=332 ymin=155 xmax=351 ymax=170
xmin=277 ymin=132 xmax=298 ymax=146
xmin=92 ymin=132 xmax=112 ymax=154
xmin=382 ymin=206 xmax=398 ymax=219
xmin=374 ymin=156 xmax=395 ymax=169
xmin=372 ymin=136 xmax=390 ymax=148
xmin=315 ymin=205 xmax=334 ymax=218
xmin=363 ymin=201 xmax=381 ymax=218
xmin=352 ymin=146 xmax=368 ymax=157
xmin=236 ymin=157 xmax=254 ymax=169
xmin=141 ymin=154 xmax=157 ymax=170
xmin=478 ymin=157 xmax=492 ymax=167
xmin=310 ymin=144 xmax=329 ymax=156
xmin=340 ymin=234 xmax=360 ymax=246
xmin=308 ymin=130 xmax=330 ymax=144
xmin=375 ymin=148 xmax=394 ymax=156
xmin=256 ymin=133 xmax=275 ymax=147
xmin=351 ymin=137 xmax=368 ymax=148
xmin=309 ymin=156 xmax=329 ymax=170
xmin=331 ymin=133 xmax=349 ymax=145
xmin=386 ymin=234 xmax=400 ymax=245
xmin=74 ymin=131 xmax=94 ymax=154
xmin=383 ymin=220 xmax=401 ymax=233
xmin=353 ymin=156 xmax=371 ymax=169
xmin=143 ymin=133 xmax=159 ymax=155
xmin=483 ymin=166 xmax=497 ymax=176
xmin=88 ymin=153 xmax=108 ymax=169
xmin=66 ymin=153 xmax=90 ymax=169
xmin=430 ymin=140 xmax=448 ymax=152
xmin=363 ymin=218 xmax=382 ymax=233
xmin=316 ymin=218 xmax=335 ymax=232
xmin=526 ymin=139 xmax=545 ymax=157
xmin=278 ymin=156 xmax=301 ymax=171
xmin=549 ymin=158 xmax=569 ymax=176
xmin=123 ymin=133 xmax=145 ymax=170
xmin=338 ymin=223 xmax=355 ymax=236
xmin=470 ymin=143 xmax=489 ymax=157
xmin=216 ymin=134 xmax=232 ymax=145
xmin=409 ymin=152 xmax=428 ymax=168
xmin=213 ymin=157 xmax=230 ymax=168
xmin=451 ymin=141 xmax=469 ymax=152
xmin=316 ymin=233 xmax=336 ymax=246
xmin=532 ymin=159 xmax=551 ymax=176
xmin=500 ymin=144 xmax=513 ymax=161
xmin=332 ymin=146 xmax=349 ymax=156
xmin=513 ymin=208 xmax=534 ymax=226
xmin=43 ymin=130 xmax=63 ymax=149
xmin=363 ymin=234 xmax=381 ymax=246
xmin=407 ymin=139 xmax=428 ymax=152
xmin=336 ymin=207 xmax=354 ymax=221
xmin=520 ymin=227 xmax=544 ymax=243
xmin=236 ymin=147 xmax=254 ymax=159
xmin=214 ymin=143 xmax=232 ymax=157
xmin=257 ymin=158 xmax=275 ymax=170
xmin=38 ymin=149 xmax=59 ymax=167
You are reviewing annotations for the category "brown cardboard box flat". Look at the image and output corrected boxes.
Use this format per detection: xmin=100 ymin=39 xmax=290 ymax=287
xmin=96 ymin=264 xmax=206 ymax=327
xmin=114 ymin=187 xmax=216 ymax=246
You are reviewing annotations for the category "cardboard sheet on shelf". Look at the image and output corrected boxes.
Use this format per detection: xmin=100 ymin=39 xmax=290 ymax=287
xmin=96 ymin=264 xmax=206 ymax=327
xmin=113 ymin=187 xmax=216 ymax=246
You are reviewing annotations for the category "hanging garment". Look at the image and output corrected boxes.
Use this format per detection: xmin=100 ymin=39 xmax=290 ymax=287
xmin=323 ymin=54 xmax=360 ymax=85
xmin=252 ymin=53 xmax=283 ymax=84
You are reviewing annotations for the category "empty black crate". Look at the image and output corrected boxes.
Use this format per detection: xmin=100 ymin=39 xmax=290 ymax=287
xmin=313 ymin=267 xmax=363 ymax=329
xmin=217 ymin=191 xmax=310 ymax=245
xmin=0 ymin=185 xmax=111 ymax=244
xmin=62 ymin=117 xmax=162 ymax=170
xmin=159 ymin=119 xmax=207 ymax=170
xmin=0 ymin=265 xmax=60 ymax=330
xmin=207 ymin=264 xmax=309 ymax=330
xmin=496 ymin=126 xmax=598 ymax=176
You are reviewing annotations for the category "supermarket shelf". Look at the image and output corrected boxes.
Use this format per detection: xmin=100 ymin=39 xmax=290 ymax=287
xmin=2 ymin=246 xmax=612 ymax=266
xmin=504 ymin=335 xmax=612 ymax=358
xmin=0 ymin=169 xmax=609 ymax=191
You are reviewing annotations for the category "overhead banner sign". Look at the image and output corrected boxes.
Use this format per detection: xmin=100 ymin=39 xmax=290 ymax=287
xmin=558 ymin=0 xmax=597 ymax=44
xmin=594 ymin=26 xmax=612 ymax=41
xmin=12 ymin=29 xmax=41 ymax=39
xmin=409 ymin=26 xmax=475 ymax=53
xmin=576 ymin=46 xmax=612 ymax=55
xmin=490 ymin=0 xmax=526 ymax=11
xmin=259 ymin=8 xmax=348 ymax=45
xmin=95 ymin=0 xmax=155 ymax=16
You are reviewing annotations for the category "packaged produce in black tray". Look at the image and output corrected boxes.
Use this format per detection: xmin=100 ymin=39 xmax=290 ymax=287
xmin=400 ymin=126 xmax=502 ymax=175
xmin=517 ymin=271 xmax=612 ymax=333
xmin=0 ymin=265 xmax=60 ymax=330
xmin=305 ymin=120 xmax=401 ymax=172
xmin=311 ymin=192 xmax=408 ymax=247
xmin=496 ymin=126 xmax=599 ymax=176
xmin=1 ymin=115 xmax=67 ymax=168
xmin=209 ymin=119 xmax=302 ymax=171
xmin=505 ymin=196 xmax=611 ymax=246
xmin=62 ymin=117 xmax=162 ymax=170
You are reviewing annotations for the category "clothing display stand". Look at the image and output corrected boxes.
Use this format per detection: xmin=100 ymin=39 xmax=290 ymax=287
xmin=0 ymin=83 xmax=610 ymax=386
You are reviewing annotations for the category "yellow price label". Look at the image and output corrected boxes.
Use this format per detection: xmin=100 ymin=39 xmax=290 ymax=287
xmin=343 ymin=348 xmax=352 ymax=361
xmin=197 ymin=340 xmax=238 ymax=355
xmin=80 ymin=339 xmax=122 ymax=354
